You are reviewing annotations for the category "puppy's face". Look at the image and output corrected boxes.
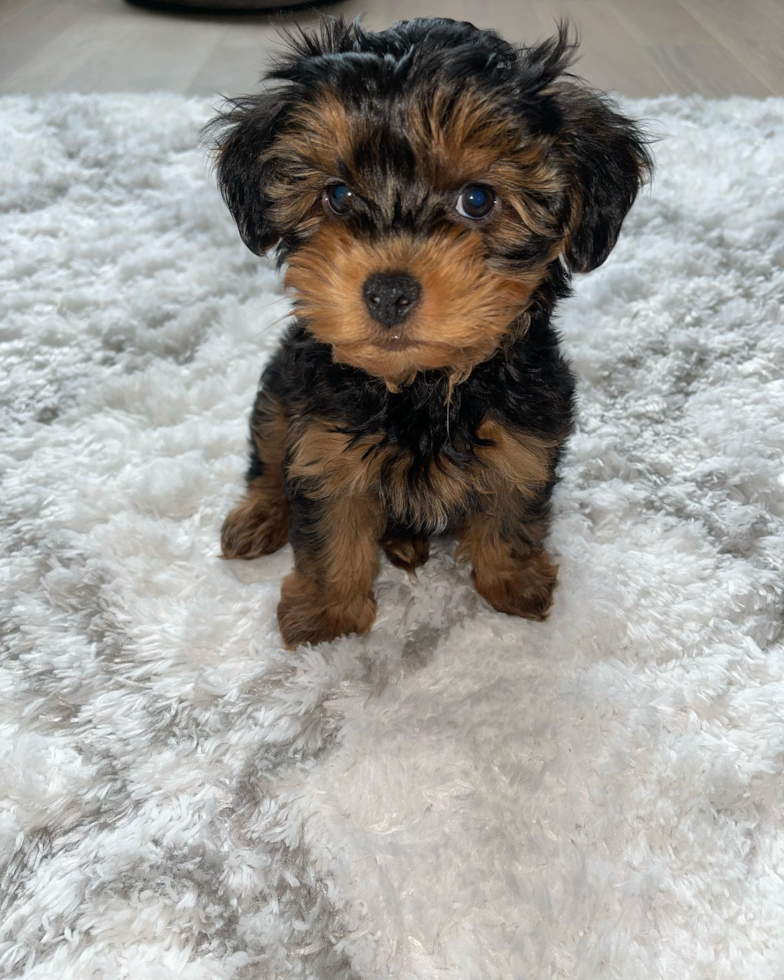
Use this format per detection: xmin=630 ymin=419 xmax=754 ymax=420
xmin=209 ymin=19 xmax=651 ymax=384
xmin=276 ymin=87 xmax=562 ymax=382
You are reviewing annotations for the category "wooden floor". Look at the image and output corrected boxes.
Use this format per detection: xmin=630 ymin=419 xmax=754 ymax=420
xmin=1 ymin=0 xmax=782 ymax=98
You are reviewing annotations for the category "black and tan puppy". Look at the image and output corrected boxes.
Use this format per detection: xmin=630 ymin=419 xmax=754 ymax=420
xmin=208 ymin=17 xmax=651 ymax=649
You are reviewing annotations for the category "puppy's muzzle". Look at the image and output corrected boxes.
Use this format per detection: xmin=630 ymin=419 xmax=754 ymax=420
xmin=362 ymin=272 xmax=421 ymax=327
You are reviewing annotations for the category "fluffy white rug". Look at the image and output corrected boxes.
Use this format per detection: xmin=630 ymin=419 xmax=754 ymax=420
xmin=1 ymin=92 xmax=783 ymax=980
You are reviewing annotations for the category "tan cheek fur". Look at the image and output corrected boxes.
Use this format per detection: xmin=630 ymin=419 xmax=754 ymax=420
xmin=284 ymin=223 xmax=546 ymax=383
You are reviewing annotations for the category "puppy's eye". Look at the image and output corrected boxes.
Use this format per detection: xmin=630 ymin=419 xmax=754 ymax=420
xmin=323 ymin=183 xmax=353 ymax=216
xmin=456 ymin=184 xmax=496 ymax=220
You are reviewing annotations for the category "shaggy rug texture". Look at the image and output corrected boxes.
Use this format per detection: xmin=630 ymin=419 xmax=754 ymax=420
xmin=1 ymin=92 xmax=783 ymax=980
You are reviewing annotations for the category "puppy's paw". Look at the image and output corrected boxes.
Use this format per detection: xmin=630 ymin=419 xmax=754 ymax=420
xmin=473 ymin=550 xmax=558 ymax=622
xmin=221 ymin=496 xmax=290 ymax=560
xmin=277 ymin=571 xmax=377 ymax=649
xmin=382 ymin=534 xmax=430 ymax=575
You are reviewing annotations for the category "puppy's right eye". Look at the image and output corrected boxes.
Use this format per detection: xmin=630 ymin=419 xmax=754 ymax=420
xmin=323 ymin=184 xmax=353 ymax=216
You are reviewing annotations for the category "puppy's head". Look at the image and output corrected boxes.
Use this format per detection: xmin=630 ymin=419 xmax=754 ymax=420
xmin=207 ymin=18 xmax=652 ymax=385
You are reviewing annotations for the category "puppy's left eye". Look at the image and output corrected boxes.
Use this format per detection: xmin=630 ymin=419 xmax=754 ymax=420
xmin=456 ymin=184 xmax=496 ymax=219
xmin=323 ymin=183 xmax=353 ymax=216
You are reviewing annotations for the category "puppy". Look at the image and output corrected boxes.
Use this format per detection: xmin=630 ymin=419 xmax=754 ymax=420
xmin=208 ymin=17 xmax=651 ymax=649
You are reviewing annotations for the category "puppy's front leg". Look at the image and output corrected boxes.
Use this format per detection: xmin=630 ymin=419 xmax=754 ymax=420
xmin=221 ymin=389 xmax=290 ymax=560
xmin=277 ymin=491 xmax=384 ymax=649
xmin=457 ymin=496 xmax=558 ymax=622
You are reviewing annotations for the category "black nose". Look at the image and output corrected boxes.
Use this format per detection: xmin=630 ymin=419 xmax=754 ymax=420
xmin=362 ymin=272 xmax=421 ymax=327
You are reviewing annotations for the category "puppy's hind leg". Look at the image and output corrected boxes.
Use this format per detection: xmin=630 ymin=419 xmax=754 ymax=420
xmin=221 ymin=390 xmax=290 ymax=560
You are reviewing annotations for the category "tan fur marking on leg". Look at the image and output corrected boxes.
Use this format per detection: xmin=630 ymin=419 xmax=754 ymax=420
xmin=458 ymin=511 xmax=557 ymax=621
xmin=474 ymin=418 xmax=556 ymax=497
xmin=458 ymin=416 xmax=561 ymax=621
xmin=288 ymin=420 xmax=469 ymax=531
xmin=221 ymin=485 xmax=290 ymax=560
xmin=287 ymin=422 xmax=381 ymax=498
xmin=277 ymin=491 xmax=384 ymax=650
xmin=221 ymin=394 xmax=290 ymax=559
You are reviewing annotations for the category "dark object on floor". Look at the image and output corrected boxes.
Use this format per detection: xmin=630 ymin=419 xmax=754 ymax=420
xmin=126 ymin=0 xmax=326 ymax=12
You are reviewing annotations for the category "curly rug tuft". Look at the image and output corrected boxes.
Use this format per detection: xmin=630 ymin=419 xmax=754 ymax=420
xmin=1 ymin=94 xmax=783 ymax=980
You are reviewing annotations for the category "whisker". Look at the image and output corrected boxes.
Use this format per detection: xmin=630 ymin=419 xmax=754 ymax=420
xmin=249 ymin=310 xmax=294 ymax=341
xmin=243 ymin=296 xmax=291 ymax=315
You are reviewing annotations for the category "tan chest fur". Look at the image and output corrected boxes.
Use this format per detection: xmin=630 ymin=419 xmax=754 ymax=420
xmin=287 ymin=417 xmax=555 ymax=533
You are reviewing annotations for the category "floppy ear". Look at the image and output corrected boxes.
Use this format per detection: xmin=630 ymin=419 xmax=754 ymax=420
xmin=204 ymin=93 xmax=290 ymax=256
xmin=558 ymin=88 xmax=652 ymax=273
